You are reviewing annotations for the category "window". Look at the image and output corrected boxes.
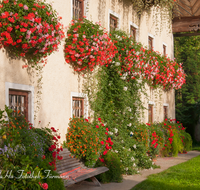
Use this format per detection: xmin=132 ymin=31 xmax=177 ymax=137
xmin=130 ymin=26 xmax=136 ymax=41
xmin=9 ymin=90 xmax=29 ymax=120
xmin=72 ymin=97 xmax=84 ymax=118
xmin=164 ymin=106 xmax=168 ymax=120
xmin=5 ymin=82 xmax=34 ymax=125
xmin=110 ymin=14 xmax=118 ymax=32
xmin=72 ymin=0 xmax=84 ymax=19
xmin=163 ymin=44 xmax=166 ymax=56
xmin=148 ymin=104 xmax=153 ymax=123
xmin=148 ymin=36 xmax=153 ymax=51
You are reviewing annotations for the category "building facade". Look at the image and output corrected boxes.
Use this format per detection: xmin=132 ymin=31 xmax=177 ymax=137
xmin=0 ymin=0 xmax=175 ymax=142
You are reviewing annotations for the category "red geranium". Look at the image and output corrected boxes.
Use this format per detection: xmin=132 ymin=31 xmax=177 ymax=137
xmin=0 ymin=0 xmax=64 ymax=67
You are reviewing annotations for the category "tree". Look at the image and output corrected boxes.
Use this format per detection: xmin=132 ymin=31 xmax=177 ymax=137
xmin=174 ymin=35 xmax=200 ymax=140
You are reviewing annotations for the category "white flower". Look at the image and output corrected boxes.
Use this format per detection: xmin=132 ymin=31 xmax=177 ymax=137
xmin=115 ymin=150 xmax=118 ymax=153
xmin=130 ymin=132 xmax=134 ymax=135
xmin=133 ymin=144 xmax=136 ymax=149
xmin=115 ymin=62 xmax=120 ymax=66
xmin=121 ymin=76 xmax=126 ymax=80
xmin=108 ymin=131 xmax=113 ymax=135
xmin=150 ymin=167 xmax=153 ymax=170
xmin=120 ymin=160 xmax=122 ymax=162
xmin=121 ymin=140 xmax=124 ymax=143
xmin=128 ymin=148 xmax=131 ymax=151
xmin=131 ymin=157 xmax=135 ymax=161
xmin=128 ymin=123 xmax=132 ymax=127
xmin=125 ymin=167 xmax=128 ymax=171
xmin=114 ymin=128 xmax=118 ymax=133
xmin=128 ymin=108 xmax=132 ymax=112
xmin=130 ymin=116 xmax=133 ymax=119
xmin=123 ymin=87 xmax=128 ymax=91
xmin=133 ymin=163 xmax=136 ymax=167
xmin=123 ymin=147 xmax=125 ymax=149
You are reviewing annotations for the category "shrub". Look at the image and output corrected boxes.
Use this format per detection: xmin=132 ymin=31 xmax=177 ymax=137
xmin=66 ymin=117 xmax=113 ymax=167
xmin=95 ymin=151 xmax=123 ymax=183
xmin=0 ymin=106 xmax=65 ymax=189
xmin=43 ymin=170 xmax=65 ymax=190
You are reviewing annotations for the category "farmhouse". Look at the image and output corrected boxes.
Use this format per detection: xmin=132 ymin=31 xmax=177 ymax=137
xmin=0 ymin=0 xmax=176 ymax=142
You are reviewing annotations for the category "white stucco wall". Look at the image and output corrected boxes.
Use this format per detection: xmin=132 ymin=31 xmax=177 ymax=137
xmin=0 ymin=0 xmax=175 ymax=143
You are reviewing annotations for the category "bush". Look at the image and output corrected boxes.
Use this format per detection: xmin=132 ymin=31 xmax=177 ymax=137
xmin=0 ymin=106 xmax=65 ymax=189
xmin=65 ymin=117 xmax=114 ymax=167
xmin=43 ymin=170 xmax=65 ymax=190
xmin=95 ymin=151 xmax=123 ymax=183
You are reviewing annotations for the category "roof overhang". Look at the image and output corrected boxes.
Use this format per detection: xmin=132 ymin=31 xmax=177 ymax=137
xmin=172 ymin=0 xmax=200 ymax=36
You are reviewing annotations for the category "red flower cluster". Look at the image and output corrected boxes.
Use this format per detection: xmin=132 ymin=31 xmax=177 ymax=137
xmin=48 ymin=127 xmax=63 ymax=170
xmin=120 ymin=47 xmax=186 ymax=90
xmin=0 ymin=0 xmax=64 ymax=66
xmin=96 ymin=117 xmax=113 ymax=159
xmin=168 ymin=137 xmax=173 ymax=144
xmin=151 ymin=131 xmax=158 ymax=148
xmin=65 ymin=18 xmax=117 ymax=72
xmin=110 ymin=31 xmax=186 ymax=91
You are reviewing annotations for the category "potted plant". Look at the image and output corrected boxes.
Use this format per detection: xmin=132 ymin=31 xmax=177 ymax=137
xmin=0 ymin=0 xmax=65 ymax=67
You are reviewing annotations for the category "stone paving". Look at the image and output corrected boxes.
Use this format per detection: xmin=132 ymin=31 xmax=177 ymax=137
xmin=66 ymin=151 xmax=200 ymax=190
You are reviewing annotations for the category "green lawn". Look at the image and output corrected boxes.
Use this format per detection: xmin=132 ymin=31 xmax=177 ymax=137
xmin=131 ymin=155 xmax=200 ymax=190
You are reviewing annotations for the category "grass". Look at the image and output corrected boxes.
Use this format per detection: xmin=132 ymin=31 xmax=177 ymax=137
xmin=192 ymin=142 xmax=200 ymax=151
xmin=131 ymin=155 xmax=200 ymax=190
xmin=193 ymin=147 xmax=200 ymax=151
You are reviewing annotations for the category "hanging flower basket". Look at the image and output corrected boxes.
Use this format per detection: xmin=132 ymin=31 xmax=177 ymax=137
xmin=0 ymin=0 xmax=65 ymax=66
xmin=110 ymin=30 xmax=186 ymax=90
xmin=64 ymin=18 xmax=117 ymax=73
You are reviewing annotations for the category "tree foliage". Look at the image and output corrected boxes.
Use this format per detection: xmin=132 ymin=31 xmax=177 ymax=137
xmin=174 ymin=35 xmax=200 ymax=139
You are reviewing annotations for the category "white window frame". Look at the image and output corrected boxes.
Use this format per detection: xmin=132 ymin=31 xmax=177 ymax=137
xmin=129 ymin=21 xmax=139 ymax=42
xmin=71 ymin=92 xmax=88 ymax=118
xmin=108 ymin=9 xmax=120 ymax=33
xmin=5 ymin=82 xmax=34 ymax=125
xmin=148 ymin=33 xmax=155 ymax=50
xmin=162 ymin=42 xmax=168 ymax=56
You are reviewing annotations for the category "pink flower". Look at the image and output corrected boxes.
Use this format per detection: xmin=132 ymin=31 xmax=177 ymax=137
xmin=39 ymin=182 xmax=48 ymax=190
xmin=24 ymin=5 xmax=28 ymax=10
xmin=42 ymin=183 xmax=48 ymax=190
